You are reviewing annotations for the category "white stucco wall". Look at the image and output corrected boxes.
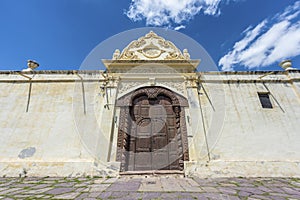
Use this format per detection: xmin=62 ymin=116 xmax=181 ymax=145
xmin=186 ymin=71 xmax=300 ymax=177
xmin=0 ymin=71 xmax=119 ymax=177
xmin=0 ymin=70 xmax=299 ymax=177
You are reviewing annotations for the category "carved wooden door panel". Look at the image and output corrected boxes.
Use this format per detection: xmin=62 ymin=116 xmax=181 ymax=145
xmin=131 ymin=95 xmax=179 ymax=171
xmin=116 ymin=86 xmax=189 ymax=172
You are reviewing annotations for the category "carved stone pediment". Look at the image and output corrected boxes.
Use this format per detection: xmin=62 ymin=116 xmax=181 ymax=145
xmin=113 ymin=31 xmax=190 ymax=61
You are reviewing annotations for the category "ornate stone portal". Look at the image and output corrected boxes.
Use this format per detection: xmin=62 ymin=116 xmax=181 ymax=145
xmin=102 ymin=31 xmax=197 ymax=172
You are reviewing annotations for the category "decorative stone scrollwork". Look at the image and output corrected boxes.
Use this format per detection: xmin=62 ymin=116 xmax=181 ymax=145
xmin=119 ymin=86 xmax=187 ymax=107
xmin=119 ymin=81 xmax=185 ymax=97
xmin=119 ymin=81 xmax=140 ymax=95
xmin=183 ymin=49 xmax=190 ymax=60
xmin=112 ymin=49 xmax=120 ymax=60
xmin=158 ymin=81 xmax=185 ymax=95
xmin=116 ymin=31 xmax=190 ymax=61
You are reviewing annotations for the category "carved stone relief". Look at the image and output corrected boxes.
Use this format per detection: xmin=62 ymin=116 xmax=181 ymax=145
xmin=118 ymin=81 xmax=186 ymax=97
xmin=113 ymin=31 xmax=189 ymax=61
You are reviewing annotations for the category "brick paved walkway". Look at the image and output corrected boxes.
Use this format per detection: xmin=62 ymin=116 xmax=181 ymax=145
xmin=0 ymin=176 xmax=299 ymax=199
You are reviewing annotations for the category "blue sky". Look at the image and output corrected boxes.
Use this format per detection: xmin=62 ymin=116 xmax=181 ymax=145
xmin=0 ymin=0 xmax=299 ymax=71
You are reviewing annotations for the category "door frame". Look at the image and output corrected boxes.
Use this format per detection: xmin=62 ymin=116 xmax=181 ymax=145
xmin=116 ymin=86 xmax=189 ymax=172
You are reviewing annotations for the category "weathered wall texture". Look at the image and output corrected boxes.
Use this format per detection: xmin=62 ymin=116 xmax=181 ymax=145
xmin=0 ymin=70 xmax=299 ymax=177
xmin=186 ymin=71 xmax=300 ymax=177
xmin=0 ymin=71 xmax=119 ymax=177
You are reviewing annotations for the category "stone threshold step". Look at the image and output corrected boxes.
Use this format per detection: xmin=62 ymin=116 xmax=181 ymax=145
xmin=120 ymin=170 xmax=184 ymax=176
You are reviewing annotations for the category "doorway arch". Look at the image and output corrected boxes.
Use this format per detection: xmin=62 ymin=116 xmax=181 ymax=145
xmin=116 ymin=86 xmax=189 ymax=172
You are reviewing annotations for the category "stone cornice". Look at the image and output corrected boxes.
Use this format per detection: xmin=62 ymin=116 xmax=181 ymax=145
xmin=0 ymin=70 xmax=299 ymax=83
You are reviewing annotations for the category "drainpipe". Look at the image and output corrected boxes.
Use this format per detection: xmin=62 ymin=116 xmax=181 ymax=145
xmin=74 ymin=71 xmax=86 ymax=115
xmin=17 ymin=72 xmax=34 ymax=112
xmin=100 ymin=71 xmax=110 ymax=109
xmin=17 ymin=60 xmax=39 ymax=112
xmin=107 ymin=78 xmax=120 ymax=162
xmin=258 ymin=71 xmax=275 ymax=79
xmin=197 ymin=75 xmax=211 ymax=161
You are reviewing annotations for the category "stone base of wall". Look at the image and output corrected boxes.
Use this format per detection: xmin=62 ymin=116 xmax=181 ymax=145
xmin=1 ymin=160 xmax=300 ymax=178
xmin=185 ymin=161 xmax=300 ymax=178
xmin=0 ymin=161 xmax=121 ymax=177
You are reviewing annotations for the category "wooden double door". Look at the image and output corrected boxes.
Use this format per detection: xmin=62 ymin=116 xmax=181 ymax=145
xmin=127 ymin=95 xmax=180 ymax=171
xmin=116 ymin=86 xmax=189 ymax=172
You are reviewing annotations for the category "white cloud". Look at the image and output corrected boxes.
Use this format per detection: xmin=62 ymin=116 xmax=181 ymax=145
xmin=219 ymin=1 xmax=300 ymax=71
xmin=174 ymin=25 xmax=186 ymax=31
xmin=125 ymin=0 xmax=225 ymax=27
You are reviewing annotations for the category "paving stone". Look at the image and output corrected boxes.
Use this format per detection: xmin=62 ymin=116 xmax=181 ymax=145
xmin=74 ymin=183 xmax=89 ymax=187
xmin=110 ymin=191 xmax=130 ymax=198
xmin=269 ymin=192 xmax=296 ymax=198
xmin=217 ymin=194 xmax=239 ymax=200
xmin=22 ymin=187 xmax=52 ymax=194
xmin=177 ymin=178 xmax=202 ymax=192
xmin=282 ymin=187 xmax=300 ymax=195
xmin=43 ymin=177 xmax=62 ymax=181
xmin=269 ymin=187 xmax=285 ymax=193
xmin=288 ymin=194 xmax=300 ymax=199
xmin=203 ymin=192 xmax=225 ymax=200
xmin=176 ymin=192 xmax=195 ymax=199
xmin=0 ymin=181 xmax=16 ymax=188
xmin=97 ymin=191 xmax=113 ymax=199
xmin=106 ymin=180 xmax=141 ymax=191
xmin=201 ymin=186 xmax=219 ymax=193
xmin=0 ymin=176 xmax=299 ymax=199
xmin=56 ymin=182 xmax=75 ymax=187
xmin=161 ymin=177 xmax=183 ymax=191
xmin=0 ymin=187 xmax=8 ymax=193
xmin=238 ymin=190 xmax=252 ymax=197
xmin=0 ymin=188 xmax=21 ymax=195
xmin=239 ymin=182 xmax=255 ymax=187
xmin=88 ymin=192 xmax=102 ymax=198
xmin=80 ymin=187 xmax=90 ymax=192
xmin=160 ymin=192 xmax=182 ymax=199
xmin=7 ymin=194 xmax=32 ymax=198
xmin=74 ymin=192 xmax=89 ymax=200
xmin=266 ymin=196 xmax=286 ymax=200
xmin=52 ymin=192 xmax=81 ymax=199
xmin=191 ymin=193 xmax=209 ymax=200
xmin=139 ymin=178 xmax=163 ymax=192
xmin=193 ymin=177 xmax=218 ymax=186
xmin=93 ymin=178 xmax=106 ymax=184
xmin=142 ymin=192 xmax=162 ymax=199
xmin=256 ymin=185 xmax=273 ymax=193
xmin=102 ymin=178 xmax=118 ymax=184
xmin=30 ymin=183 xmax=52 ymax=189
xmin=89 ymin=184 xmax=110 ymax=192
xmin=291 ymin=181 xmax=300 ymax=187
xmin=75 ymin=187 xmax=88 ymax=193
xmin=45 ymin=187 xmax=74 ymax=195
xmin=250 ymin=195 xmax=273 ymax=200
xmin=127 ymin=192 xmax=143 ymax=199
xmin=238 ymin=186 xmax=265 ymax=195
xmin=218 ymin=187 xmax=237 ymax=195
xmin=185 ymin=178 xmax=200 ymax=186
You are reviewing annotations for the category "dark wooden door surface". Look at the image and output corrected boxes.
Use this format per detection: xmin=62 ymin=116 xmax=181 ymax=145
xmin=129 ymin=95 xmax=179 ymax=171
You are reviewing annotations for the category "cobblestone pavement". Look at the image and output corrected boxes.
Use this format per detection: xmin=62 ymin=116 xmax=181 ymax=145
xmin=0 ymin=176 xmax=299 ymax=199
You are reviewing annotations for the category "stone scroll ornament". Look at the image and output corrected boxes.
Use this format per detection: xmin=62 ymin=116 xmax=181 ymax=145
xmin=112 ymin=31 xmax=190 ymax=61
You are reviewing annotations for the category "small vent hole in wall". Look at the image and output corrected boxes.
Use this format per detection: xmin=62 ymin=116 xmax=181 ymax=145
xmin=258 ymin=92 xmax=273 ymax=109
